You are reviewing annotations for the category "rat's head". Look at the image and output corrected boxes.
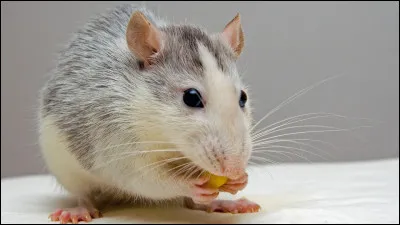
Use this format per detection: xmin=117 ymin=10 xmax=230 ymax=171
xmin=126 ymin=12 xmax=253 ymax=180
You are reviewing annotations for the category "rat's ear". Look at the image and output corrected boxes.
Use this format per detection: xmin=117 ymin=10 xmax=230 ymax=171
xmin=221 ymin=13 xmax=244 ymax=57
xmin=126 ymin=11 xmax=162 ymax=67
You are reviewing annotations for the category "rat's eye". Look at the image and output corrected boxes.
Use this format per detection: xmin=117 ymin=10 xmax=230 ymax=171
xmin=239 ymin=90 xmax=247 ymax=108
xmin=183 ymin=88 xmax=204 ymax=108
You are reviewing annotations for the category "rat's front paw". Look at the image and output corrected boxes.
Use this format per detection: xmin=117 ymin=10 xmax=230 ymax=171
xmin=190 ymin=176 xmax=219 ymax=204
xmin=219 ymin=173 xmax=248 ymax=195
xmin=49 ymin=207 xmax=101 ymax=224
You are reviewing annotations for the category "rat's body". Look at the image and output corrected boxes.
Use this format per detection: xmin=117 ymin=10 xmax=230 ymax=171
xmin=39 ymin=4 xmax=259 ymax=223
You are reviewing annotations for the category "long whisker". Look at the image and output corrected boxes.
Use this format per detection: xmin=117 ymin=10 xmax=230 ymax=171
xmin=196 ymin=169 xmax=207 ymax=180
xmin=253 ymin=109 xmax=382 ymax=137
xmin=169 ymin=162 xmax=196 ymax=181
xmin=253 ymin=113 xmax=376 ymax=143
xmin=96 ymin=141 xmax=190 ymax=152
xmin=178 ymin=164 xmax=194 ymax=182
xmin=249 ymin=155 xmax=279 ymax=165
xmin=248 ymin=161 xmax=258 ymax=166
xmin=253 ymin=124 xmax=352 ymax=143
xmin=104 ymin=149 xmax=181 ymax=158
xmin=252 ymin=149 xmax=311 ymax=162
xmin=135 ymin=156 xmax=189 ymax=175
xmin=253 ymin=144 xmax=327 ymax=161
xmin=253 ymin=138 xmax=334 ymax=158
xmin=126 ymin=156 xmax=191 ymax=183
xmin=253 ymin=125 xmax=373 ymax=143
xmin=252 ymin=112 xmax=345 ymax=137
xmin=164 ymin=161 xmax=193 ymax=176
xmin=184 ymin=167 xmax=203 ymax=184
xmin=126 ymin=159 xmax=191 ymax=186
xmin=91 ymin=148 xmax=179 ymax=170
xmin=252 ymin=114 xmax=349 ymax=140
xmin=253 ymin=138 xmax=337 ymax=151
xmin=252 ymin=149 xmax=294 ymax=161
xmin=250 ymin=74 xmax=345 ymax=133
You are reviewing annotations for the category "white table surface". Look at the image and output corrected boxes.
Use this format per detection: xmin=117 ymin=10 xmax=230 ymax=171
xmin=2 ymin=158 xmax=399 ymax=224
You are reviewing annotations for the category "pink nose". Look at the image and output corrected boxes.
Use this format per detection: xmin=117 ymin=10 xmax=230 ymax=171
xmin=220 ymin=156 xmax=246 ymax=179
xmin=224 ymin=167 xmax=245 ymax=180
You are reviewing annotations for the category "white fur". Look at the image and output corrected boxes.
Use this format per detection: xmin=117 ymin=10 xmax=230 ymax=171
xmin=39 ymin=116 xmax=101 ymax=198
xmin=39 ymin=116 xmax=191 ymax=202
xmin=180 ymin=43 xmax=252 ymax=179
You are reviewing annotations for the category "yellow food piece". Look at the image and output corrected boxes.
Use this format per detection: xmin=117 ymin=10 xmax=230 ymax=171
xmin=204 ymin=172 xmax=228 ymax=188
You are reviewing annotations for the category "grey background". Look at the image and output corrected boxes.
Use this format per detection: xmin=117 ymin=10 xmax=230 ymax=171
xmin=1 ymin=1 xmax=399 ymax=178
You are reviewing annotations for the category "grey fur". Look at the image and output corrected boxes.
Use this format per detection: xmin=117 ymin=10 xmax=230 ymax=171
xmin=40 ymin=3 xmax=241 ymax=171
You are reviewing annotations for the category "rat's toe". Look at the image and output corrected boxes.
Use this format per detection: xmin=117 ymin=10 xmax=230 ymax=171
xmin=48 ymin=207 xmax=100 ymax=224
xmin=207 ymin=198 xmax=261 ymax=214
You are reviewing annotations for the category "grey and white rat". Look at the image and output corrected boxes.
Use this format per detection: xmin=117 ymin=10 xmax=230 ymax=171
xmin=38 ymin=4 xmax=260 ymax=223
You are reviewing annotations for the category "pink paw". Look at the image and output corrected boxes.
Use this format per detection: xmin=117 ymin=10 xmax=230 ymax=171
xmin=190 ymin=176 xmax=219 ymax=204
xmin=219 ymin=173 xmax=248 ymax=195
xmin=49 ymin=207 xmax=101 ymax=224
xmin=207 ymin=197 xmax=261 ymax=214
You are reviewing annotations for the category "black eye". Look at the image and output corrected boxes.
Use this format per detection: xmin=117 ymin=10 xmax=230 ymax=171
xmin=239 ymin=90 xmax=247 ymax=108
xmin=183 ymin=88 xmax=204 ymax=108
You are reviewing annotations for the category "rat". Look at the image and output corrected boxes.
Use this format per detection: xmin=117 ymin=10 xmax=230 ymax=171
xmin=38 ymin=4 xmax=260 ymax=224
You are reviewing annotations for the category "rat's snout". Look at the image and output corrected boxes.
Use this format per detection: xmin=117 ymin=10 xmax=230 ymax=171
xmin=216 ymin=155 xmax=247 ymax=180
xmin=197 ymin=106 xmax=252 ymax=180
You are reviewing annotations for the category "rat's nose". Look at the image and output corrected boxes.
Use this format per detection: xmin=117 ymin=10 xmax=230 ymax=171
xmin=220 ymin=156 xmax=246 ymax=180
xmin=224 ymin=167 xmax=245 ymax=180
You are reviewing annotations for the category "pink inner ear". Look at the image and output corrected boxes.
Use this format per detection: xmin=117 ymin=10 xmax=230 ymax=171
xmin=146 ymin=23 xmax=162 ymax=53
xmin=223 ymin=27 xmax=238 ymax=49
xmin=126 ymin=11 xmax=163 ymax=66
xmin=221 ymin=14 xmax=243 ymax=55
